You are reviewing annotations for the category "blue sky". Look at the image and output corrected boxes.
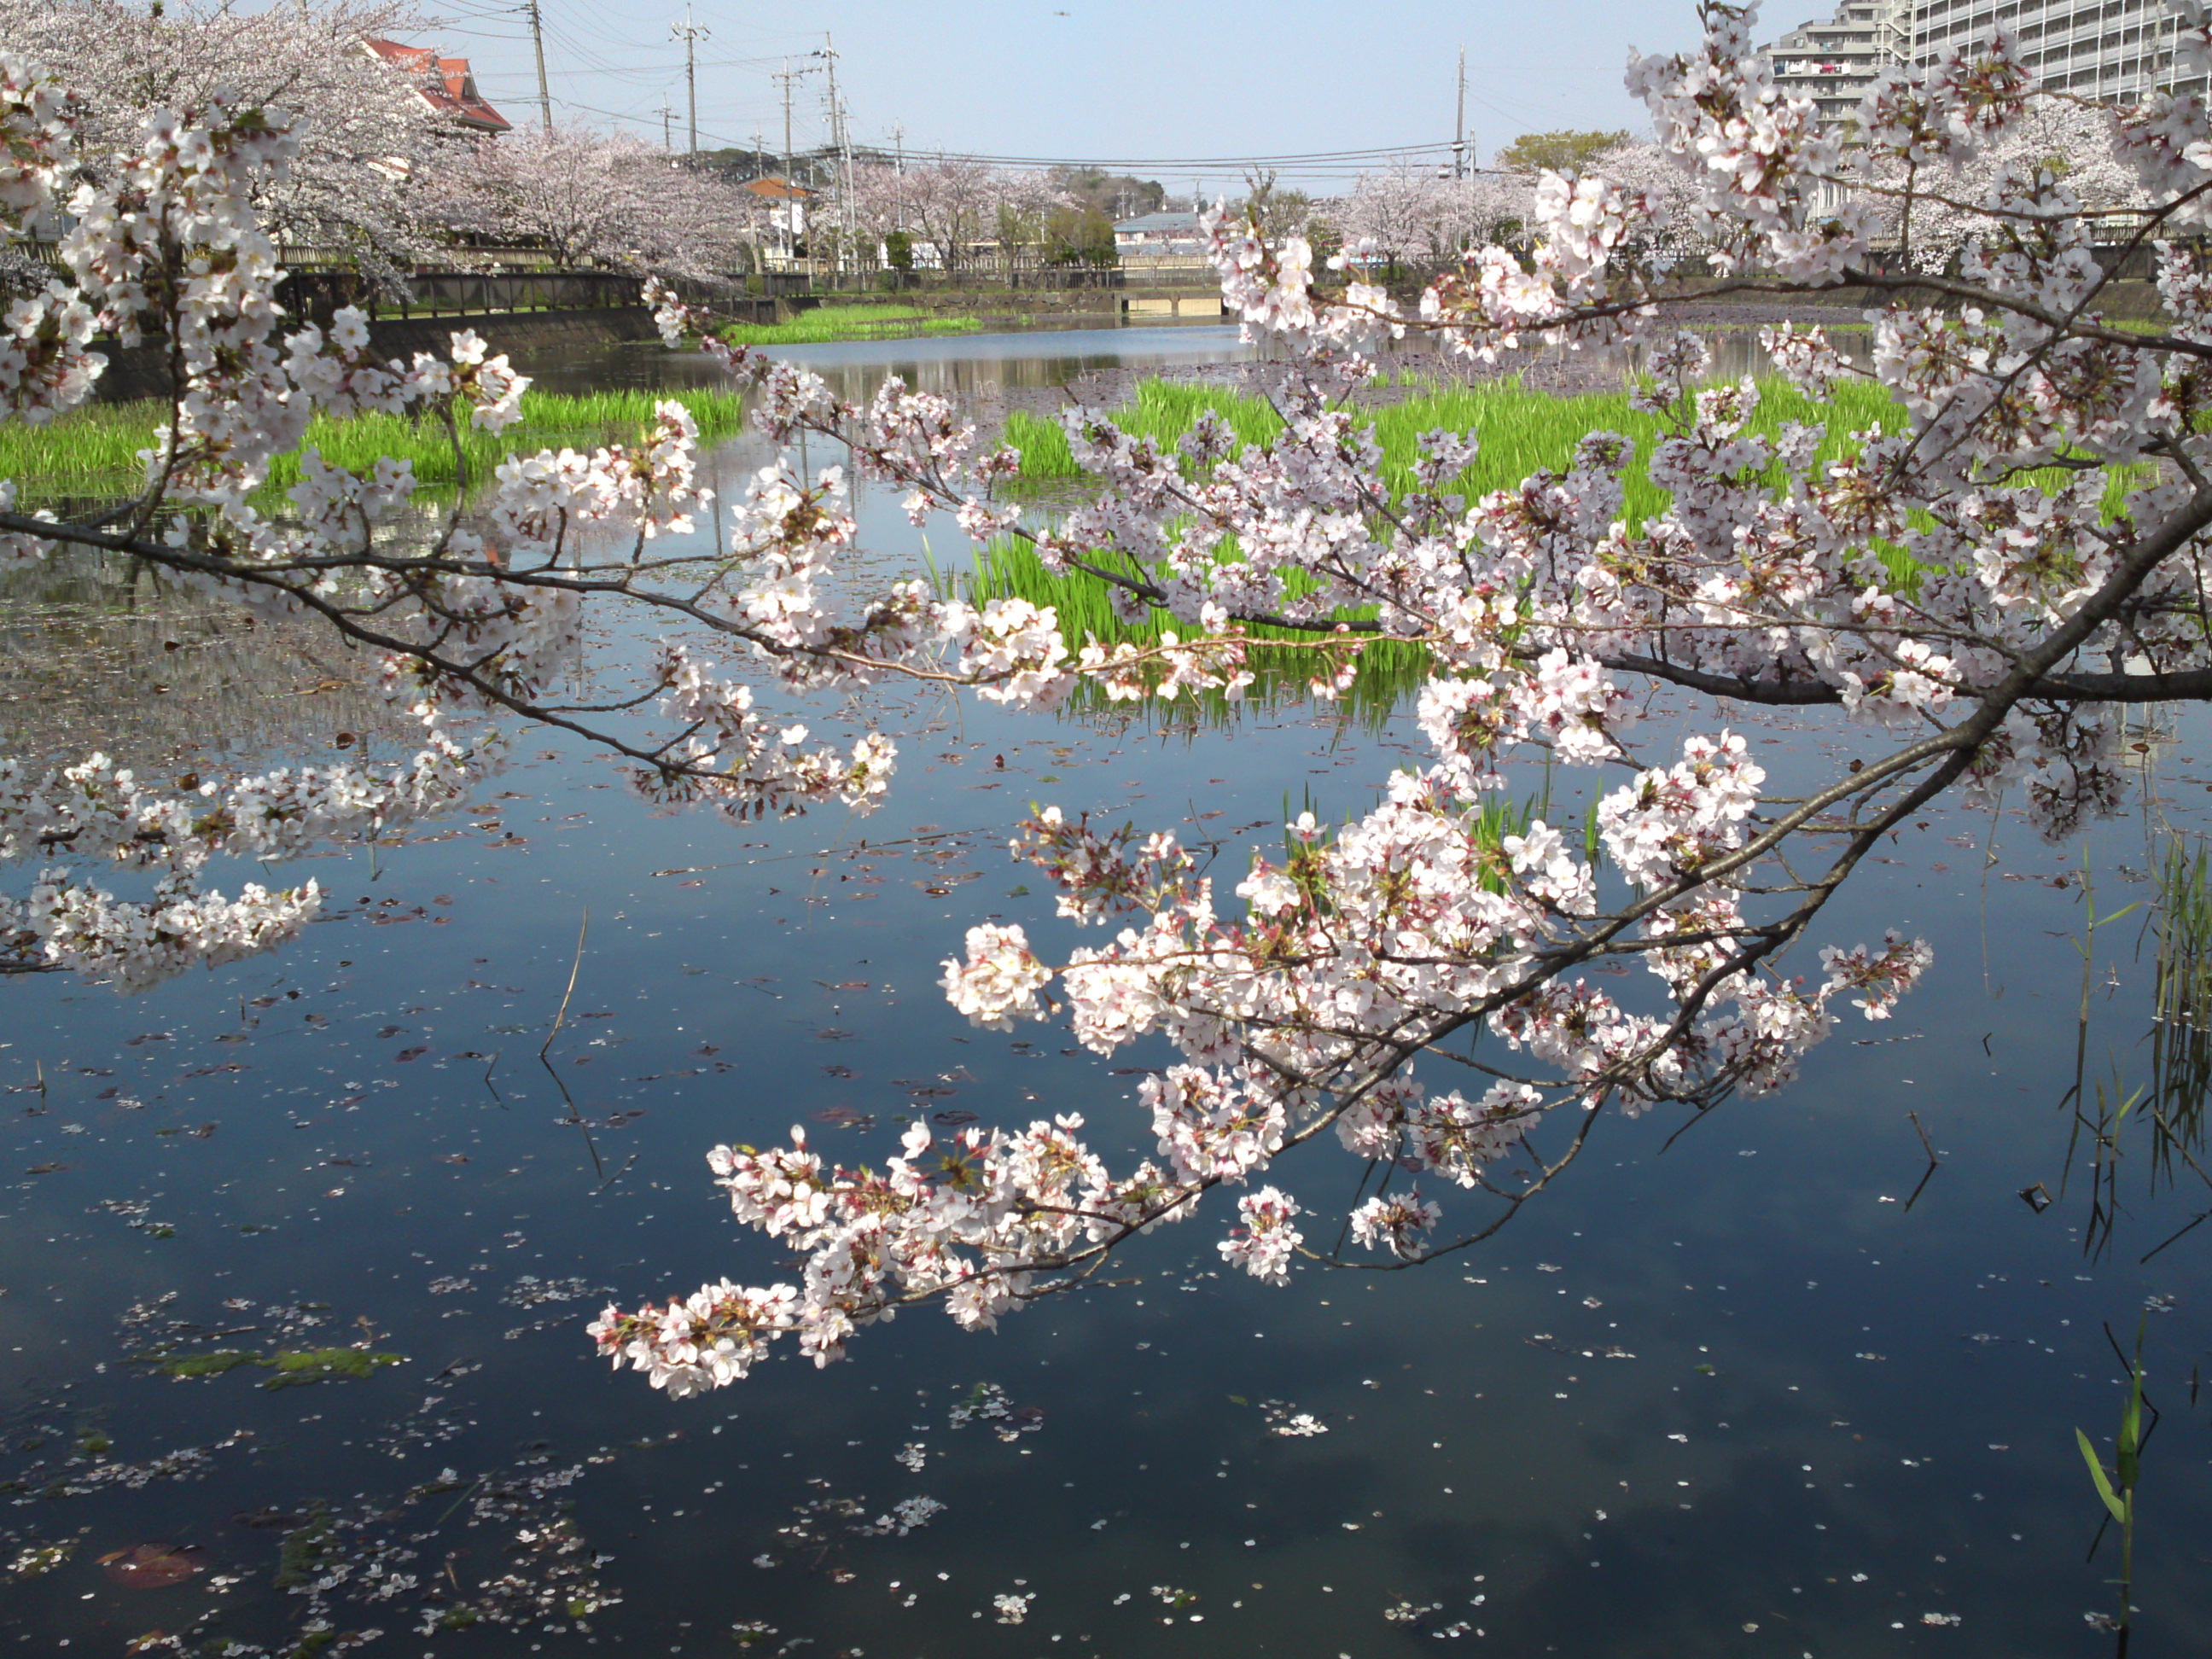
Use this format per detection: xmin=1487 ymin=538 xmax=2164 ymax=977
xmin=423 ymin=0 xmax=1725 ymax=188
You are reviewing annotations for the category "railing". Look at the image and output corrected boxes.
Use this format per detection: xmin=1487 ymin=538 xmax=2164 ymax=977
xmin=276 ymin=267 xmax=740 ymax=323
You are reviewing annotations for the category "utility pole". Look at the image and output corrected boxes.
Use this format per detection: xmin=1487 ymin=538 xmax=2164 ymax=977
xmin=655 ymin=100 xmax=675 ymax=151
xmin=821 ymin=33 xmax=855 ymax=276
xmin=1453 ymin=48 xmax=1467 ymax=178
xmin=891 ymin=121 xmax=905 ymax=231
xmin=771 ymin=59 xmax=812 ymax=265
xmin=671 ymin=5 xmax=708 ymax=154
xmin=527 ymin=0 xmax=553 ymax=131
xmin=775 ymin=60 xmax=801 ymax=182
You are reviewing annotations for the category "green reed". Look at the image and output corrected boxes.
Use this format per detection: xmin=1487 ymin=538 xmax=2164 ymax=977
xmin=0 ymin=387 xmax=751 ymax=495
xmin=717 ymin=305 xmax=985 ymax=346
xmin=1003 ymin=374 xmax=1905 ymax=507
xmin=951 ymin=534 xmax=1429 ymax=732
xmin=2077 ymin=1318 xmax=2152 ymax=1656
xmin=976 ymin=375 xmax=1907 ymax=719
xmin=2148 ymin=832 xmax=2212 ymax=1191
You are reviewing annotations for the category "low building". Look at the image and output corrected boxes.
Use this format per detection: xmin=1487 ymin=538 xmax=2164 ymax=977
xmin=362 ymin=38 xmax=512 ymax=136
xmin=743 ymin=178 xmax=819 ymax=265
xmin=1113 ymin=211 xmax=1204 ymax=255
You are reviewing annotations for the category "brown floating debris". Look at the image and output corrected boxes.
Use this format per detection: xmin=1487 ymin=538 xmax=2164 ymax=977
xmin=98 ymin=1542 xmax=208 ymax=1588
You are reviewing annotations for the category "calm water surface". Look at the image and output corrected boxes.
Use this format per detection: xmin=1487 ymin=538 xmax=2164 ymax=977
xmin=1 ymin=332 xmax=2207 ymax=1658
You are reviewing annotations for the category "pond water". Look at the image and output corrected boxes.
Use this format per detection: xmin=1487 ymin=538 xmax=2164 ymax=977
xmin=2 ymin=329 xmax=2209 ymax=1659
xmin=510 ymin=323 xmax=1257 ymax=401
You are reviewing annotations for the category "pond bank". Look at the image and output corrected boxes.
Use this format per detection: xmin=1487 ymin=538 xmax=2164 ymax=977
xmin=92 ymin=305 xmax=667 ymax=401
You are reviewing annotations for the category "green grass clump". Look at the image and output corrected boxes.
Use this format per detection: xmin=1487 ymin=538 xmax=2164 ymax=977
xmin=143 ymin=1346 xmax=402 ymax=1386
xmin=718 ymin=304 xmax=984 ymax=346
xmin=154 ymin=1349 xmax=260 ymax=1379
xmin=1004 ymin=381 xmax=1285 ymax=482
xmin=1007 ymin=373 xmax=1905 ymax=518
xmin=261 ymin=1348 xmax=404 ymax=1388
xmin=979 ymin=371 xmax=2164 ymax=696
xmin=966 ymin=374 xmax=1919 ymax=721
xmin=952 ymin=534 xmax=1430 ymax=730
xmin=0 ymin=387 xmax=749 ymax=494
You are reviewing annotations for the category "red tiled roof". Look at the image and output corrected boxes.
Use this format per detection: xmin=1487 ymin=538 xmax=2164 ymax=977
xmin=742 ymin=178 xmax=818 ymax=201
xmin=364 ymin=37 xmax=511 ymax=134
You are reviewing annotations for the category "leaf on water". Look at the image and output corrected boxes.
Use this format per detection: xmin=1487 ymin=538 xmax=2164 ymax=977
xmin=97 ymin=1543 xmax=207 ymax=1588
xmin=932 ymin=1110 xmax=980 ymax=1126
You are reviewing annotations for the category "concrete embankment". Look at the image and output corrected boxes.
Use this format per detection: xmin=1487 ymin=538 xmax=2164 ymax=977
xmin=93 ymin=305 xmax=666 ymax=402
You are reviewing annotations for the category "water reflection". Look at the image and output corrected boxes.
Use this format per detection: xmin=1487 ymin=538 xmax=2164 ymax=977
xmin=509 ymin=317 xmax=1872 ymax=413
xmin=0 ymin=548 xmax=414 ymax=770
xmin=1 ymin=323 xmax=2208 ymax=1659
xmin=509 ymin=322 xmax=1257 ymax=401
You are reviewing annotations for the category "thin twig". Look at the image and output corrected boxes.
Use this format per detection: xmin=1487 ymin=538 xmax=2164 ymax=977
xmin=541 ymin=909 xmax=588 ymax=1060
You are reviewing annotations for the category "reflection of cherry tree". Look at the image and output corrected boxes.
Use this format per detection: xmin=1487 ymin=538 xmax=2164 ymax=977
xmin=10 ymin=3 xmax=2212 ymax=1405
xmin=0 ymin=0 xmax=469 ymax=283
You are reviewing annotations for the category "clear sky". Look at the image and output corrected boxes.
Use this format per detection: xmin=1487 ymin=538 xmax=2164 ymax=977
xmin=422 ymin=0 xmax=1721 ymax=190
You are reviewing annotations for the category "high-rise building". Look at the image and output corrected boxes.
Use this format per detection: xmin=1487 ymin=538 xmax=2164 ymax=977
xmin=1766 ymin=1 xmax=1910 ymax=125
xmin=1760 ymin=0 xmax=2206 ymax=125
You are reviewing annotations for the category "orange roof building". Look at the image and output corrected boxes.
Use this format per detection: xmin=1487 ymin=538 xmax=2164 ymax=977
xmin=363 ymin=38 xmax=512 ymax=136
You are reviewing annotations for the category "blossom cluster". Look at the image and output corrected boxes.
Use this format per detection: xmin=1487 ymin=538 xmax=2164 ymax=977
xmin=2 ymin=9 xmax=2203 ymax=1391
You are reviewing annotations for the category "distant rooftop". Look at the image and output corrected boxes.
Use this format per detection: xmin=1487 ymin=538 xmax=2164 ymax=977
xmin=364 ymin=38 xmax=510 ymax=134
xmin=1113 ymin=211 xmax=1200 ymax=235
xmin=742 ymin=177 xmax=819 ymax=201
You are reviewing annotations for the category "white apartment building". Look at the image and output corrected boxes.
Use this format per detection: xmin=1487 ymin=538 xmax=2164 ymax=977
xmin=1767 ymin=1 xmax=1906 ymax=124
xmin=1762 ymin=0 xmax=2208 ymax=126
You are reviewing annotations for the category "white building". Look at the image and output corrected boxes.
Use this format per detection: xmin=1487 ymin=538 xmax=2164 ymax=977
xmin=1767 ymin=1 xmax=1906 ymax=125
xmin=1761 ymin=0 xmax=2206 ymax=128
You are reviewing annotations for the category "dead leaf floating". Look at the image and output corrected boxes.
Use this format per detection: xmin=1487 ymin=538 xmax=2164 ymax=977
xmin=98 ymin=1542 xmax=208 ymax=1587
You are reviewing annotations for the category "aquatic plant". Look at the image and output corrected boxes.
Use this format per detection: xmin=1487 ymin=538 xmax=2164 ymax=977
xmin=3 ymin=21 xmax=2210 ymax=1412
xmin=0 ymin=387 xmax=749 ymax=495
xmin=2148 ymin=833 xmax=2212 ymax=1193
xmin=2077 ymin=1320 xmax=2153 ymax=1653
xmin=716 ymin=306 xmax=984 ymax=346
